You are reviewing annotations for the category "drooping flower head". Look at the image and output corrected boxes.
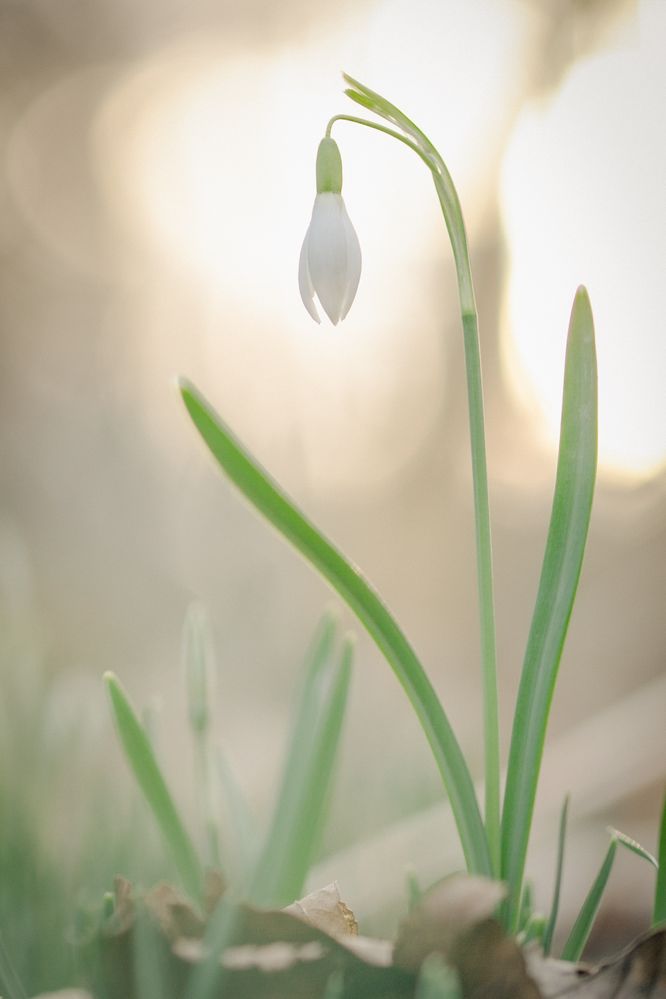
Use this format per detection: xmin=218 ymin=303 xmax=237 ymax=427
xmin=299 ymin=137 xmax=361 ymax=325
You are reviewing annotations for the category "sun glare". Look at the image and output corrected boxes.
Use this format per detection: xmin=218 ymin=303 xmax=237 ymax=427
xmin=501 ymin=0 xmax=666 ymax=480
xmin=92 ymin=0 xmax=528 ymax=493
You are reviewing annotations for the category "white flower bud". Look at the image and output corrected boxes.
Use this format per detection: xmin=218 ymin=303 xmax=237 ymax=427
xmin=299 ymin=138 xmax=361 ymax=325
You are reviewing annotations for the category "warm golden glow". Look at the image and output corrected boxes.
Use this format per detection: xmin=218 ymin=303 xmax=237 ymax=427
xmin=92 ymin=0 xmax=527 ymax=492
xmin=501 ymin=0 xmax=665 ymax=479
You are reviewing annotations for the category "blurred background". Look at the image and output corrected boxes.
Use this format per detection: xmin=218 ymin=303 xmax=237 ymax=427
xmin=0 ymin=0 xmax=664 ymax=988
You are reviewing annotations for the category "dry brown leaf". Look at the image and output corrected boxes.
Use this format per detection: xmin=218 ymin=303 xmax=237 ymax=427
xmin=451 ymin=919 xmax=541 ymax=999
xmin=393 ymin=875 xmax=540 ymax=999
xmin=284 ymin=882 xmax=358 ymax=937
xmin=144 ymin=881 xmax=206 ymax=941
xmin=173 ymin=937 xmax=328 ymax=972
xmin=393 ymin=874 xmax=506 ymax=969
xmin=527 ymin=927 xmax=666 ymax=998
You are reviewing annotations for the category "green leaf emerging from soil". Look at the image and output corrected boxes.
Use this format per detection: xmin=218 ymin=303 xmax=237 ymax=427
xmin=104 ymin=673 xmax=205 ymax=906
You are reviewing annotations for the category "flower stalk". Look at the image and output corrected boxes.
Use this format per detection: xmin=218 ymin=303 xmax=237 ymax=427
xmin=304 ymin=76 xmax=501 ymax=875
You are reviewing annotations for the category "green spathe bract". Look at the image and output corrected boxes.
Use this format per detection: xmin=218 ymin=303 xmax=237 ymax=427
xmin=316 ymin=136 xmax=343 ymax=193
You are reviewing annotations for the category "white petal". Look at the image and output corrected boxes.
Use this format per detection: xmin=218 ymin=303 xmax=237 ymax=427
xmin=339 ymin=200 xmax=362 ymax=321
xmin=298 ymin=227 xmax=320 ymax=323
xmin=307 ymin=193 xmax=349 ymax=325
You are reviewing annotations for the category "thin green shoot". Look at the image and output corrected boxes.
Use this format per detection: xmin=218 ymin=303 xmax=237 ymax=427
xmin=338 ymin=74 xmax=500 ymax=876
xmin=184 ymin=892 xmax=240 ymax=999
xmin=183 ymin=603 xmax=222 ymax=869
xmin=416 ymin=954 xmax=462 ymax=999
xmin=102 ymin=891 xmax=115 ymax=920
xmin=141 ymin=698 xmax=161 ymax=751
xmin=542 ymin=794 xmax=569 ymax=956
xmin=653 ymin=792 xmax=666 ymax=926
xmin=406 ymin=865 xmax=423 ymax=911
xmin=501 ymin=288 xmax=598 ymax=930
xmin=249 ymin=615 xmax=353 ymax=907
xmin=0 ymin=930 xmax=27 ymax=999
xmin=323 ymin=970 xmax=345 ymax=999
xmin=104 ymin=671 xmax=204 ymax=906
xmin=179 ymin=380 xmax=491 ymax=877
xmin=561 ymin=836 xmax=617 ymax=962
xmin=609 ymin=826 xmax=658 ymax=869
xmin=133 ymin=906 xmax=169 ymax=999
xmin=216 ymin=746 xmax=259 ymax=884
xmin=518 ymin=880 xmax=534 ymax=933
xmin=522 ymin=913 xmax=546 ymax=946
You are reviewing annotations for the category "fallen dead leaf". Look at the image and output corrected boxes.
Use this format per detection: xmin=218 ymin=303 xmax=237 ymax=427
xmin=527 ymin=927 xmax=666 ymax=997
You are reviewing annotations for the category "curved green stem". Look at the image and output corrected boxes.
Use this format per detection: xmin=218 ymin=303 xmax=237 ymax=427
xmin=330 ymin=108 xmax=501 ymax=876
xmin=326 ymin=115 xmax=431 ymax=163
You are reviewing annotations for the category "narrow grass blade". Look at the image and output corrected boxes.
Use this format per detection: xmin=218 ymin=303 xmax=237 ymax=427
xmin=653 ymin=792 xmax=666 ymax=926
xmin=518 ymin=880 xmax=534 ymax=933
xmin=180 ymin=380 xmax=490 ymax=876
xmin=610 ymin=827 xmax=658 ymax=869
xmin=416 ymin=954 xmax=462 ymax=999
xmin=184 ymin=893 xmax=239 ymax=999
xmin=184 ymin=602 xmax=214 ymax=737
xmin=323 ymin=970 xmax=345 ymax=999
xmin=141 ymin=698 xmax=161 ymax=751
xmin=216 ymin=747 xmax=259 ymax=883
xmin=406 ymin=865 xmax=423 ymax=911
xmin=523 ymin=913 xmax=546 ymax=946
xmin=104 ymin=672 xmax=204 ymax=905
xmin=561 ymin=836 xmax=616 ymax=961
xmin=542 ymin=794 xmax=570 ymax=955
xmin=133 ymin=907 xmax=169 ymax=999
xmin=183 ymin=604 xmax=222 ymax=869
xmin=0 ymin=930 xmax=27 ymax=999
xmin=501 ymin=287 xmax=598 ymax=929
xmin=249 ymin=617 xmax=352 ymax=906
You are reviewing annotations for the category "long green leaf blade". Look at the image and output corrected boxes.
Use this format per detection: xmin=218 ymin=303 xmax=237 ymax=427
xmin=561 ymin=836 xmax=616 ymax=961
xmin=250 ymin=616 xmax=352 ymax=906
xmin=104 ymin=671 xmax=204 ymax=904
xmin=542 ymin=794 xmax=569 ymax=955
xmin=180 ymin=379 xmax=490 ymax=876
xmin=501 ymin=287 xmax=598 ymax=928
xmin=654 ymin=792 xmax=666 ymax=926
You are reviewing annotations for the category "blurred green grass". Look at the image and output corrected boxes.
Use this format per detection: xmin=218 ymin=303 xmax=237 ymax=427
xmin=0 ymin=626 xmax=176 ymax=995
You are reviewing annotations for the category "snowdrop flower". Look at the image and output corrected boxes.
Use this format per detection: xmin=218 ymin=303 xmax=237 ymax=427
xmin=299 ymin=137 xmax=361 ymax=325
